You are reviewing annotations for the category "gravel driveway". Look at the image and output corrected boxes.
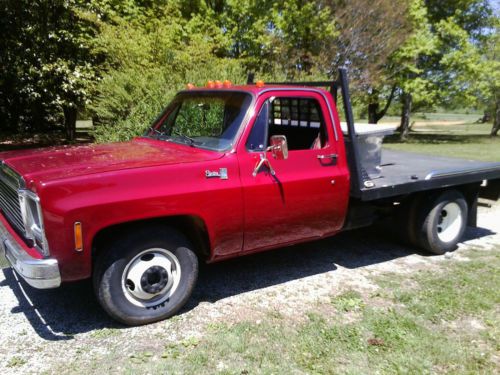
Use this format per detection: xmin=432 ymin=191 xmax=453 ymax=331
xmin=1 ymin=202 xmax=499 ymax=374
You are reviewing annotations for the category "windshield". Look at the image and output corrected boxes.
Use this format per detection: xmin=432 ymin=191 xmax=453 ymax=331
xmin=145 ymin=91 xmax=252 ymax=151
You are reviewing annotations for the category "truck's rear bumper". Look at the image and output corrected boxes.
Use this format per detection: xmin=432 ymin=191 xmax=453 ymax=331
xmin=0 ymin=217 xmax=61 ymax=289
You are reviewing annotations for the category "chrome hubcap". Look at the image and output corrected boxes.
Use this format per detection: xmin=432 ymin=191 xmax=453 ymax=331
xmin=122 ymin=248 xmax=181 ymax=308
xmin=436 ymin=202 xmax=462 ymax=243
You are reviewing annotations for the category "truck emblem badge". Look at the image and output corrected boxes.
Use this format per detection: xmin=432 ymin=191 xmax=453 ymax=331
xmin=205 ymin=168 xmax=228 ymax=180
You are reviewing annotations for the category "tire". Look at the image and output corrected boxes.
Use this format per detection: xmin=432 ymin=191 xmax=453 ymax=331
xmin=93 ymin=226 xmax=198 ymax=326
xmin=413 ymin=190 xmax=468 ymax=255
xmin=394 ymin=194 xmax=422 ymax=247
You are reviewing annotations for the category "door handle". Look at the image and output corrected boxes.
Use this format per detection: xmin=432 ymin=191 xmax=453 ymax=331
xmin=317 ymin=153 xmax=338 ymax=160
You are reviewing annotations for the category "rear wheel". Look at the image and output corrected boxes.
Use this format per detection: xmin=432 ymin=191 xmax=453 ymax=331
xmin=93 ymin=226 xmax=198 ymax=326
xmin=413 ymin=190 xmax=468 ymax=255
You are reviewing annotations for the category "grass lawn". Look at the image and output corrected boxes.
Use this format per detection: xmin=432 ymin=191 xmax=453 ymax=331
xmin=95 ymin=246 xmax=499 ymax=374
xmin=383 ymin=120 xmax=500 ymax=162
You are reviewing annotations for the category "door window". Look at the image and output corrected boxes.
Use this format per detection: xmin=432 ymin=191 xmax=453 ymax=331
xmin=247 ymin=97 xmax=328 ymax=151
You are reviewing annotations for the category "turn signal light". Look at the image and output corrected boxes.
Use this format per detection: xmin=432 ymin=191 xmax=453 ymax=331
xmin=74 ymin=222 xmax=83 ymax=252
xmin=256 ymin=80 xmax=265 ymax=88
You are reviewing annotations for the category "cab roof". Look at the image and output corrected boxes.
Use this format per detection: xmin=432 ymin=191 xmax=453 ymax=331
xmin=180 ymin=84 xmax=330 ymax=96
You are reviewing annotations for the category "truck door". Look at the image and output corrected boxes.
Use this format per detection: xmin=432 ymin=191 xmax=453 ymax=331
xmin=238 ymin=90 xmax=350 ymax=252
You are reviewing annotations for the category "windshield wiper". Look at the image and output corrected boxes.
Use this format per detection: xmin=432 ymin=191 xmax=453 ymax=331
xmin=171 ymin=131 xmax=196 ymax=146
xmin=147 ymin=126 xmax=166 ymax=138
xmin=148 ymin=127 xmax=196 ymax=146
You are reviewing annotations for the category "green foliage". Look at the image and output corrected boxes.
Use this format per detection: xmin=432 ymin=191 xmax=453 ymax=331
xmin=411 ymin=0 xmax=495 ymax=109
xmin=0 ymin=0 xmax=100 ymax=133
xmin=364 ymin=0 xmax=497 ymax=127
xmin=1 ymin=0 xmax=498 ymax=141
xmin=90 ymin=4 xmax=245 ymax=142
xmin=390 ymin=0 xmax=438 ymax=107
xmin=331 ymin=290 xmax=365 ymax=312
xmin=221 ymin=0 xmax=338 ymax=76
xmin=6 ymin=356 xmax=27 ymax=368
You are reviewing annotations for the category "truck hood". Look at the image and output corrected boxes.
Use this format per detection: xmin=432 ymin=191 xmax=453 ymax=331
xmin=0 ymin=138 xmax=223 ymax=184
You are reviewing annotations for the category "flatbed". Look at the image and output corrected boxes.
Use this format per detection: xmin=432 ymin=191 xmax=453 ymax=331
xmin=359 ymin=149 xmax=500 ymax=201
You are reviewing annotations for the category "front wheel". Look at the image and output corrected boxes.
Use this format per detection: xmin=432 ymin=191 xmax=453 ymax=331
xmin=93 ymin=226 xmax=198 ymax=326
xmin=414 ymin=190 xmax=468 ymax=255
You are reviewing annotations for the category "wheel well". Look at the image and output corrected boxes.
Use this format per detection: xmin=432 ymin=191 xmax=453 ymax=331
xmin=92 ymin=216 xmax=211 ymax=263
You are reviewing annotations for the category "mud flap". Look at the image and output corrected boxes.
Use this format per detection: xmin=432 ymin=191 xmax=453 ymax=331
xmin=479 ymin=179 xmax=500 ymax=201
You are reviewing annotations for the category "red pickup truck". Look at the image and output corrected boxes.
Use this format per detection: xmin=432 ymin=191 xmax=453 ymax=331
xmin=1 ymin=69 xmax=499 ymax=325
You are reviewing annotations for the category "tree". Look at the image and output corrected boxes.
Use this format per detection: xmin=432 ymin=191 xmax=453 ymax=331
xmin=89 ymin=1 xmax=246 ymax=142
xmin=477 ymin=15 xmax=499 ymax=136
xmin=390 ymin=0 xmax=438 ymax=139
xmin=219 ymin=0 xmax=338 ymax=77
xmin=0 ymin=1 xmax=101 ymax=140
xmin=325 ymin=0 xmax=411 ymax=123
xmin=420 ymin=0 xmax=495 ymax=111
xmin=383 ymin=0 xmax=495 ymax=139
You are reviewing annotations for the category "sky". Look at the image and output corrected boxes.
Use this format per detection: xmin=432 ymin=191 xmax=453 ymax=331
xmin=491 ymin=0 xmax=500 ymax=14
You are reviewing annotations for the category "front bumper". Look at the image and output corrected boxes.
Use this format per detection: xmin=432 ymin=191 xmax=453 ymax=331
xmin=0 ymin=217 xmax=61 ymax=289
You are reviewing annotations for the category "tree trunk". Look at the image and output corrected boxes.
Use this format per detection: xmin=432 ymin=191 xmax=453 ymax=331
xmin=63 ymin=106 xmax=77 ymax=141
xmin=367 ymin=85 xmax=397 ymax=124
xmin=399 ymin=92 xmax=412 ymax=141
xmin=490 ymin=100 xmax=500 ymax=137
xmin=368 ymin=102 xmax=379 ymax=124
xmin=32 ymin=101 xmax=44 ymax=132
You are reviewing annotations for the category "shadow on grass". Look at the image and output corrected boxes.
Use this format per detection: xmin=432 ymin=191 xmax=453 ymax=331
xmin=0 ymin=222 xmax=495 ymax=341
xmin=384 ymin=132 xmax=493 ymax=145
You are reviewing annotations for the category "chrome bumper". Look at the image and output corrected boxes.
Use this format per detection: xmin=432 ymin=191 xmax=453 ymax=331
xmin=0 ymin=219 xmax=61 ymax=289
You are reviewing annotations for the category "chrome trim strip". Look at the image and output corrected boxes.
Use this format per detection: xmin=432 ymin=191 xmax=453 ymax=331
xmin=425 ymin=166 xmax=500 ymax=180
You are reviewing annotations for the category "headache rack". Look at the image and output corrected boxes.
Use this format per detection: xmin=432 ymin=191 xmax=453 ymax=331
xmin=248 ymin=68 xmax=366 ymax=197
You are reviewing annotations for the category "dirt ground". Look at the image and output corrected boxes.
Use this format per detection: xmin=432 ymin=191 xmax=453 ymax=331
xmin=0 ymin=202 xmax=499 ymax=374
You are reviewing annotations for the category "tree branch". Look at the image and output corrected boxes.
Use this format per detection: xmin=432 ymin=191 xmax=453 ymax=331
xmin=375 ymin=84 xmax=397 ymax=122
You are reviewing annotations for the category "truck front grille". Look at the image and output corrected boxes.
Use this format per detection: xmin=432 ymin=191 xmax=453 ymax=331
xmin=0 ymin=163 xmax=25 ymax=235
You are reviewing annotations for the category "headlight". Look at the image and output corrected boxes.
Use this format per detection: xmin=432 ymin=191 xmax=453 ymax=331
xmin=19 ymin=190 xmax=49 ymax=256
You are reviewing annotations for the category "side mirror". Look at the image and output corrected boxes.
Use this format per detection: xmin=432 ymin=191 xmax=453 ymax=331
xmin=268 ymin=135 xmax=288 ymax=160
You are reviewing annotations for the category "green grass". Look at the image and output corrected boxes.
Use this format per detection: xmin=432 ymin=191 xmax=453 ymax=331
xmin=7 ymin=356 xmax=27 ymax=368
xmin=352 ymin=112 xmax=499 ymax=161
xmin=0 ymin=254 xmax=7 ymax=268
xmin=356 ymin=111 xmax=482 ymax=125
xmin=396 ymin=112 xmax=481 ymax=123
xmin=80 ymin=247 xmax=499 ymax=375
xmin=384 ymin=120 xmax=500 ymax=162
